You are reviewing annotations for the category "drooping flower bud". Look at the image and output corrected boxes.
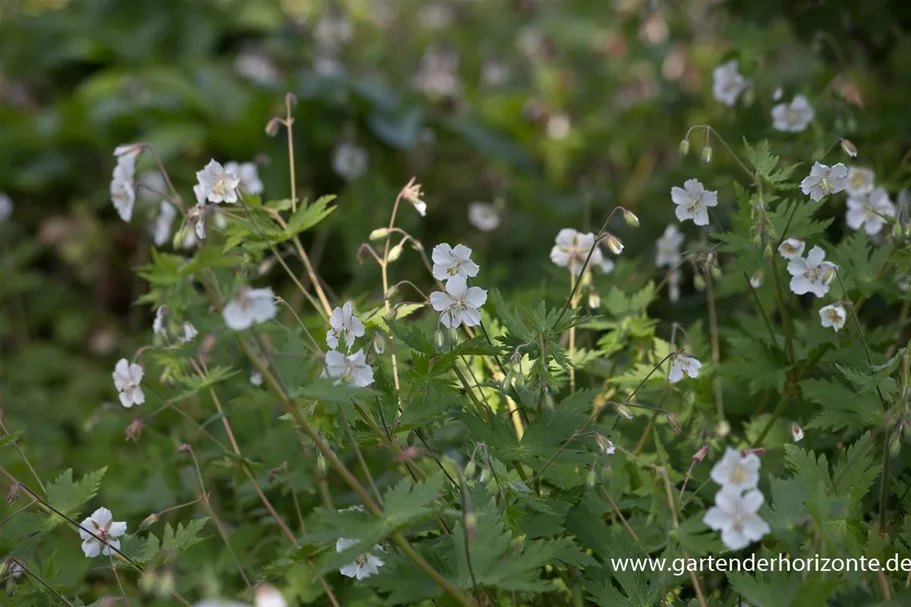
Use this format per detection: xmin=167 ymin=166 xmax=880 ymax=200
xmin=693 ymin=444 xmax=710 ymax=463
xmin=369 ymin=228 xmax=390 ymax=240
xmin=372 ymin=332 xmax=386 ymax=355
xmin=840 ymin=138 xmax=857 ymax=158
xmin=433 ymin=329 xmax=445 ymax=351
xmin=701 ymin=145 xmax=713 ymax=164
xmin=791 ymin=423 xmax=804 ymax=442
xmin=605 ymin=233 xmax=624 ymax=255
xmin=678 ymin=138 xmax=691 ymax=156
xmin=622 ymin=209 xmax=640 ymax=228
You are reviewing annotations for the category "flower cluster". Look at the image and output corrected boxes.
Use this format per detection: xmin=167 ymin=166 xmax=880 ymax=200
xmin=842 ymin=166 xmax=896 ymax=236
xmin=703 ymin=448 xmax=770 ymax=550
xmin=324 ymin=302 xmax=374 ymax=387
xmin=430 ymin=244 xmax=488 ymax=328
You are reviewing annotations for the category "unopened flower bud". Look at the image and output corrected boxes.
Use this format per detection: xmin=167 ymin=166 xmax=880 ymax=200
xmin=716 ymin=419 xmax=730 ymax=438
xmin=693 ymin=444 xmax=709 ymax=463
xmin=890 ymin=432 xmax=902 ymax=457
xmin=384 ymin=285 xmax=398 ymax=299
xmin=615 ymin=404 xmax=634 ymax=420
xmin=465 ymin=512 xmax=478 ymax=540
xmin=177 ymin=443 xmax=192 ymax=454
xmin=6 ymin=483 xmax=21 ymax=504
xmin=791 ymin=423 xmax=804 ymax=443
xmin=605 ymin=233 xmax=624 ymax=255
xmin=479 ymin=465 xmax=490 ymax=483
xmin=678 ymin=139 xmax=691 ymax=156
xmin=140 ymin=569 xmax=158 ymax=593
xmin=395 ymin=446 xmax=422 ymax=462
xmin=387 ymin=242 xmax=404 ymax=262
xmin=595 ymin=434 xmax=616 ymax=455
xmin=693 ymin=274 xmax=706 ymax=291
xmin=742 ymin=447 xmax=766 ymax=457
xmin=464 ymin=459 xmax=477 ymax=479
xmin=701 ymin=145 xmax=713 ymax=164
xmin=433 ymin=329 xmax=445 ymax=351
xmin=763 ymin=243 xmax=773 ymax=261
xmin=586 ymin=468 xmax=597 ymax=488
xmin=369 ymin=228 xmax=390 ymax=240
xmin=823 ymin=266 xmax=837 ymax=285
xmin=749 ymin=270 xmax=763 ymax=288
xmin=840 ymin=138 xmax=857 ymax=158
xmin=711 ymin=265 xmax=722 ymax=280
xmin=157 ymin=569 xmax=175 ymax=597
xmin=373 ymin=332 xmax=386 ymax=354
xmin=622 ymin=209 xmax=640 ymax=228
xmin=316 ymin=453 xmax=328 ymax=475
xmin=588 ymin=291 xmax=601 ymax=309
xmin=265 ymin=117 xmax=281 ymax=137
xmin=543 ymin=388 xmax=555 ymax=410
xmin=666 ymin=413 xmax=682 ymax=434
xmin=140 ymin=512 xmax=160 ymax=530
xmin=285 ymin=92 xmax=298 ymax=107
xmin=125 ymin=419 xmax=143 ymax=442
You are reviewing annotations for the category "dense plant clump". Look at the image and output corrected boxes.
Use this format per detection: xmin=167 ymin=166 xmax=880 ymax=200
xmin=2 ymin=1 xmax=911 ymax=606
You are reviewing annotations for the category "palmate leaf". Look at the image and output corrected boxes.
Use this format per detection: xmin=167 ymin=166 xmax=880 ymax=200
xmin=44 ymin=468 xmax=107 ymax=529
xmin=727 ymin=571 xmax=800 ymax=607
xmin=770 ymin=198 xmax=832 ymax=241
xmin=801 ymin=377 xmax=882 ymax=432
xmin=137 ymin=518 xmax=209 ymax=564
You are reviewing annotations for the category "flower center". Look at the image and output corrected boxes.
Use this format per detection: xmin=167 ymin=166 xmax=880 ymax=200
xmin=731 ymin=512 xmax=745 ymax=531
xmin=852 ymin=174 xmax=865 ymax=187
xmin=787 ymin=108 xmax=801 ymax=125
xmin=729 ymin=463 xmax=748 ymax=485
xmin=211 ymin=178 xmax=227 ymax=197
xmin=805 ymin=267 xmax=821 ymax=282
xmin=826 ymin=310 xmax=841 ymax=322
xmin=819 ymin=177 xmax=831 ymax=193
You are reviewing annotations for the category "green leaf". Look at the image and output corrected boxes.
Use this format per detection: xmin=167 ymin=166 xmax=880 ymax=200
xmin=45 ymin=468 xmax=107 ymax=528
xmin=284 ymin=195 xmax=337 ymax=237
xmin=0 ymin=430 xmax=23 ymax=448
xmin=382 ymin=475 xmax=444 ymax=531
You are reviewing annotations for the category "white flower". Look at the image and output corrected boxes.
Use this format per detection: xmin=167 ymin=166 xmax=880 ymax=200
xmin=771 ymin=94 xmax=814 ymax=133
xmin=819 ymin=303 xmax=846 ymax=332
xmin=468 ymin=202 xmax=501 ymax=232
xmin=712 ymin=59 xmax=748 ymax=106
xmin=791 ymin=423 xmax=804 ymax=443
xmin=430 ymin=275 xmax=488 ymax=328
xmin=110 ymin=164 xmax=136 ymax=222
xmin=602 ymin=439 xmax=616 ymax=456
xmin=250 ymin=370 xmax=263 ymax=386
xmin=846 ymin=166 xmax=875 ymax=197
xmin=787 ymin=246 xmax=836 ymax=297
xmin=79 ymin=507 xmax=127 ymax=558
xmin=668 ymin=353 xmax=701 ymax=383
xmin=800 ymin=162 xmax=848 ymax=201
xmin=336 ymin=538 xmax=385 ymax=580
xmin=225 ymin=161 xmax=264 ymax=195
xmin=113 ymin=143 xmax=142 ymax=173
xmin=749 ymin=271 xmax=763 ymax=288
xmin=550 ymin=229 xmax=603 ymax=273
xmin=597 ymin=258 xmax=615 ymax=274
xmin=332 ymin=143 xmax=368 ymax=182
xmin=234 ymin=50 xmax=280 ymax=86
xmin=777 ymin=238 xmax=805 ymax=260
xmin=710 ymin=447 xmax=760 ymax=491
xmin=325 ymin=349 xmax=374 ymax=387
xmin=180 ymin=322 xmax=198 ymax=343
xmin=196 ymin=160 xmax=241 ymax=204
xmin=315 ymin=10 xmax=353 ymax=49
xmin=113 ymin=358 xmax=144 ymax=408
xmin=413 ymin=48 xmax=461 ymax=100
xmin=0 ymin=192 xmax=11 ymax=222
xmin=671 ymin=179 xmax=717 ymax=226
xmin=846 ymin=187 xmax=895 ymax=236
xmin=656 ymin=224 xmax=685 ymax=268
xmin=153 ymin=307 xmax=167 ymax=337
xmin=186 ymin=204 xmax=208 ymax=241
xmin=253 ymin=584 xmax=287 ymax=607
xmin=150 ymin=201 xmax=177 ymax=246
xmin=702 ymin=487 xmax=770 ymax=551
xmin=432 ymin=243 xmax=480 ymax=281
xmin=327 ymin=302 xmax=366 ymax=351
xmin=223 ymin=288 xmax=277 ymax=330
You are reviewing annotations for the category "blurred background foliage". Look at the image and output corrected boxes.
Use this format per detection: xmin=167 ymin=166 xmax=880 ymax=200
xmin=2 ymin=0 xmax=911 ymax=602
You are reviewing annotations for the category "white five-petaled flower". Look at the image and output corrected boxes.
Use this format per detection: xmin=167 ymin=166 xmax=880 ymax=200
xmin=846 ymin=186 xmax=895 ymax=236
xmin=819 ymin=303 xmax=847 ymax=332
xmin=550 ymin=229 xmax=604 ymax=274
xmin=336 ymin=538 xmax=385 ymax=580
xmin=671 ymin=179 xmax=717 ymax=226
xmin=771 ymin=94 xmax=814 ymax=133
xmin=430 ymin=275 xmax=488 ymax=328
xmin=791 ymin=424 xmax=804 ymax=443
xmin=225 ymin=161 xmax=264 ymax=195
xmin=432 ymin=243 xmax=480 ymax=281
xmin=325 ymin=349 xmax=374 ymax=387
xmin=800 ymin=162 xmax=848 ymax=201
xmin=777 ymin=238 xmax=805 ymax=260
xmin=712 ymin=59 xmax=748 ymax=106
xmin=79 ymin=507 xmax=127 ymax=558
xmin=223 ymin=288 xmax=277 ymax=330
xmin=150 ymin=201 xmax=177 ymax=246
xmin=668 ymin=353 xmax=702 ymax=383
xmin=710 ymin=447 xmax=760 ymax=491
xmin=180 ymin=322 xmax=198 ymax=343
xmin=787 ymin=245 xmax=836 ymax=297
xmin=110 ymin=164 xmax=136 ymax=222
xmin=702 ymin=488 xmax=770 ymax=551
xmin=332 ymin=143 xmax=368 ymax=182
xmin=749 ymin=271 xmax=763 ymax=289
xmin=656 ymin=224 xmax=685 ymax=268
xmin=113 ymin=358 xmax=145 ymax=408
xmin=468 ymin=202 xmax=501 ymax=232
xmin=327 ymin=302 xmax=366 ymax=351
xmin=0 ymin=192 xmax=12 ymax=222
xmin=846 ymin=166 xmax=875 ymax=197
xmin=196 ymin=160 xmax=241 ymax=204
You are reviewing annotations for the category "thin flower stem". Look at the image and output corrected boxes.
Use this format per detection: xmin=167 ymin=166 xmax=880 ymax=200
xmin=381 ymin=188 xmax=408 ymax=392
xmin=568 ymin=265 xmax=577 ymax=394
xmin=10 ymin=559 xmax=75 ymax=607
xmin=457 ymin=476 xmax=482 ymax=602
xmin=683 ymin=124 xmax=755 ymax=180
xmin=598 ymin=484 xmax=640 ymax=544
xmin=339 ymin=407 xmax=383 ymax=505
xmin=141 ymin=144 xmax=183 ymax=211
xmin=704 ymin=263 xmax=724 ymax=419
xmin=0 ymin=414 xmax=46 ymax=494
xmin=836 ymin=272 xmax=888 ymax=408
xmin=769 ymin=256 xmax=795 ymax=363
xmin=183 ymin=445 xmax=253 ymax=588
xmin=281 ymin=462 xmax=306 ymax=532
xmin=108 ymin=553 xmax=134 ymax=607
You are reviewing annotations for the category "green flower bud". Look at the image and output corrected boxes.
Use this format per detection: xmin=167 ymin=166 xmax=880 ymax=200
xmin=679 ymin=139 xmax=691 ymax=156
